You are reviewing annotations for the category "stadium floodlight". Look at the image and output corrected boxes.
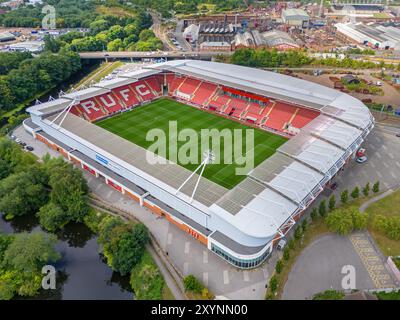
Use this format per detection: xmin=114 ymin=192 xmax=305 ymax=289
xmin=175 ymin=150 xmax=215 ymax=203
xmin=49 ymin=99 xmax=77 ymax=129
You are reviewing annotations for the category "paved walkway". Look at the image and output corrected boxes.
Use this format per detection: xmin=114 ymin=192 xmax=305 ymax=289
xmin=359 ymin=189 xmax=395 ymax=213
xmin=349 ymin=232 xmax=395 ymax=289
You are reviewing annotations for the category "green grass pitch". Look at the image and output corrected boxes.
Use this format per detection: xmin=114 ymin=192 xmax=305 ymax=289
xmin=96 ymin=98 xmax=287 ymax=189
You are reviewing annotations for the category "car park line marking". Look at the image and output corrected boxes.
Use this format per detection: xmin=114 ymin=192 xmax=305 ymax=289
xmin=203 ymin=272 xmax=209 ymax=287
xmin=223 ymin=270 xmax=230 ymax=285
xmin=383 ymin=162 xmax=389 ymax=168
xmin=376 ymin=153 xmax=382 ymax=159
xmin=203 ymin=250 xmax=208 ymax=264
xmin=243 ymin=271 xmax=250 ymax=282
xmin=167 ymin=233 xmax=173 ymax=245
xmin=396 ymin=162 xmax=400 ymax=168
xmin=388 ymin=153 xmax=394 ymax=159
xmin=183 ymin=262 xmax=189 ymax=275
xmin=106 ymin=190 xmax=113 ymax=198
xmin=377 ymin=171 xmax=383 ymax=178
xmin=382 ymin=144 xmax=387 ymax=150
xmin=390 ymin=172 xmax=397 ymax=179
xmin=184 ymin=242 xmax=190 ymax=254
xmin=262 ymin=268 xmax=269 ymax=280
xmin=369 ymin=162 xmax=375 ymax=168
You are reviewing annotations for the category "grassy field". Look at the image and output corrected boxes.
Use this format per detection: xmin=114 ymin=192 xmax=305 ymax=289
xmin=366 ymin=189 xmax=400 ymax=256
xmin=97 ymin=98 xmax=287 ymax=189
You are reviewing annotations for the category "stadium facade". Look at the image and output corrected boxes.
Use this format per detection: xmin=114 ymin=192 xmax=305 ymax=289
xmin=25 ymin=60 xmax=374 ymax=269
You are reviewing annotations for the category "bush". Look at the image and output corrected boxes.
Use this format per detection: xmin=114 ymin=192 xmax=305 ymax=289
xmin=341 ymin=190 xmax=349 ymax=204
xmin=130 ymin=250 xmax=165 ymax=300
xmin=326 ymin=209 xmax=354 ymax=235
xmin=36 ymin=203 xmax=67 ymax=232
xmin=310 ymin=208 xmax=318 ymax=221
xmin=83 ymin=209 xmax=106 ymax=233
xmin=363 ymin=182 xmax=370 ymax=197
xmin=301 ymin=218 xmax=308 ymax=232
xmin=294 ymin=226 xmax=302 ymax=241
xmin=269 ymin=276 xmax=278 ymax=293
xmin=350 ymin=208 xmax=368 ymax=230
xmin=283 ymin=247 xmax=290 ymax=261
xmin=183 ymin=275 xmax=204 ymax=294
xmin=313 ymin=290 xmax=345 ymax=300
xmin=351 ymin=187 xmax=360 ymax=199
xmin=275 ymin=260 xmax=283 ymax=274
xmin=319 ymin=200 xmax=327 ymax=217
xmin=375 ymin=290 xmax=400 ymax=300
xmin=372 ymin=181 xmax=380 ymax=194
xmin=328 ymin=195 xmax=336 ymax=211
xmin=373 ymin=215 xmax=400 ymax=241
xmin=288 ymin=239 xmax=295 ymax=250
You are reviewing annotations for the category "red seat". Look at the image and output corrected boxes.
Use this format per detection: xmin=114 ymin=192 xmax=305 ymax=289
xmin=191 ymin=82 xmax=218 ymax=106
xmin=264 ymin=102 xmax=297 ymax=131
xmin=290 ymin=108 xmax=319 ymax=128
xmin=112 ymin=85 xmax=140 ymax=108
xmin=131 ymin=80 xmax=156 ymax=102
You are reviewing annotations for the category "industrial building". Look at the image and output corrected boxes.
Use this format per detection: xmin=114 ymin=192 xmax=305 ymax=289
xmin=282 ymin=9 xmax=310 ymax=27
xmin=335 ymin=22 xmax=400 ymax=50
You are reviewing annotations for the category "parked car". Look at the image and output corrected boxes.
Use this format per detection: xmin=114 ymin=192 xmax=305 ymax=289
xmin=20 ymin=142 xmax=27 ymax=147
xmin=376 ymin=81 xmax=382 ymax=86
xmin=26 ymin=146 xmax=34 ymax=151
xmin=277 ymin=238 xmax=287 ymax=250
xmin=396 ymin=133 xmax=400 ymax=137
xmin=15 ymin=138 xmax=21 ymax=144
xmin=356 ymin=156 xmax=368 ymax=164
xmin=330 ymin=182 xmax=338 ymax=190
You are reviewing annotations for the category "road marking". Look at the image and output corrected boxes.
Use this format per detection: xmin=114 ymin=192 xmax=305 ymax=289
xmin=203 ymin=250 xmax=208 ymax=264
xmin=390 ymin=172 xmax=397 ymax=179
xmin=167 ymin=233 xmax=173 ymax=245
xmin=382 ymin=144 xmax=387 ymax=151
xmin=369 ymin=162 xmax=375 ymax=168
xmin=203 ymin=272 xmax=209 ymax=287
xmin=243 ymin=271 xmax=250 ymax=282
xmin=184 ymin=242 xmax=190 ymax=254
xmin=262 ymin=268 xmax=269 ymax=280
xmin=383 ymin=162 xmax=389 ymax=168
xmin=376 ymin=152 xmax=382 ymax=159
xmin=388 ymin=153 xmax=394 ymax=159
xmin=106 ymin=190 xmax=113 ymax=198
xmin=223 ymin=270 xmax=230 ymax=285
xmin=396 ymin=162 xmax=400 ymax=168
xmin=377 ymin=171 xmax=383 ymax=179
xmin=183 ymin=262 xmax=189 ymax=275
xmin=95 ymin=184 xmax=103 ymax=191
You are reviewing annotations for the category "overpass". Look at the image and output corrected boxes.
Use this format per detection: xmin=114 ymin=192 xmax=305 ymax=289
xmin=78 ymin=51 xmax=232 ymax=61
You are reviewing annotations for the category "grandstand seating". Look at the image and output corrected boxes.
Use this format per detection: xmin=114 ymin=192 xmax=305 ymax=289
xmin=191 ymin=82 xmax=218 ymax=106
xmin=73 ymin=98 xmax=107 ymax=122
xmin=168 ymin=76 xmax=187 ymax=95
xmin=290 ymin=107 xmax=319 ymax=129
xmin=263 ymin=101 xmax=297 ymax=131
xmin=112 ymin=84 xmax=140 ymax=108
xmin=178 ymin=77 xmax=202 ymax=96
xmin=145 ymin=77 xmax=162 ymax=96
xmin=67 ymin=73 xmax=320 ymax=133
xmin=95 ymin=93 xmax=124 ymax=115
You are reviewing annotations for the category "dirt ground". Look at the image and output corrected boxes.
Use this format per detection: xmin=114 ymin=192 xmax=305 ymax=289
xmin=296 ymin=72 xmax=400 ymax=107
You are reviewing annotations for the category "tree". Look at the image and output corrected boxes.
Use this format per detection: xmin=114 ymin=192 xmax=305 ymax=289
xmin=294 ymin=226 xmax=302 ymax=241
xmin=310 ymin=207 xmax=318 ymax=221
xmin=363 ymin=182 xmax=370 ymax=197
xmin=288 ymin=239 xmax=295 ymax=250
xmin=328 ymin=195 xmax=336 ymax=211
xmin=37 ymin=202 xmax=67 ymax=232
xmin=0 ymin=169 xmax=48 ymax=218
xmin=319 ymin=200 xmax=327 ymax=218
xmin=350 ymin=208 xmax=368 ymax=230
xmin=269 ymin=275 xmax=278 ymax=293
xmin=301 ymin=218 xmax=308 ymax=232
xmin=326 ymin=209 xmax=354 ymax=235
xmin=283 ymin=247 xmax=290 ymax=261
xmin=373 ymin=181 xmax=380 ymax=194
xmin=351 ymin=187 xmax=360 ymax=199
xmin=183 ymin=275 xmax=203 ymax=293
xmin=341 ymin=190 xmax=349 ymax=204
xmin=275 ymin=260 xmax=283 ymax=274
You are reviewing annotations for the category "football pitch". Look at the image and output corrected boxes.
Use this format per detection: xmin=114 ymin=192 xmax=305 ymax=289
xmin=96 ymin=98 xmax=287 ymax=189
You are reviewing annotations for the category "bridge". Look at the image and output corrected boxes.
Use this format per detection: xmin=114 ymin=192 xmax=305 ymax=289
xmin=78 ymin=51 xmax=232 ymax=61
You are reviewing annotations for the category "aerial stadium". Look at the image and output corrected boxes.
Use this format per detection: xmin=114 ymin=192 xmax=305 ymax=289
xmin=25 ymin=60 xmax=374 ymax=269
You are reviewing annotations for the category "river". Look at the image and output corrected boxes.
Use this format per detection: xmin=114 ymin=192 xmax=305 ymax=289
xmin=0 ymin=214 xmax=134 ymax=300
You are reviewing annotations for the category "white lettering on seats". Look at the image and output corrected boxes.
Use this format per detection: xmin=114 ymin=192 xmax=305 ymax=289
xmin=135 ymin=84 xmax=150 ymax=96
xmin=119 ymin=89 xmax=133 ymax=102
xmin=81 ymin=100 xmax=99 ymax=114
xmin=99 ymin=94 xmax=117 ymax=108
